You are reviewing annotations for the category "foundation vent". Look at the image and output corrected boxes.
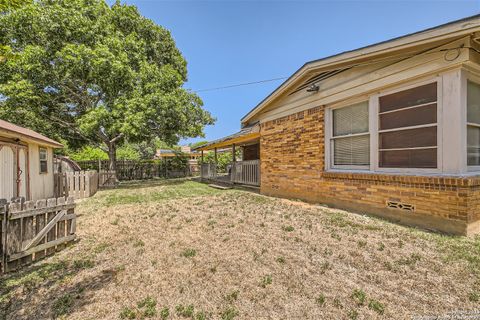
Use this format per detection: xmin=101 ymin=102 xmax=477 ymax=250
xmin=387 ymin=201 xmax=415 ymax=212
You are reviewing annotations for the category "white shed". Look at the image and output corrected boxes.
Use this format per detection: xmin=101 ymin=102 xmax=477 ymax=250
xmin=0 ymin=119 xmax=63 ymax=201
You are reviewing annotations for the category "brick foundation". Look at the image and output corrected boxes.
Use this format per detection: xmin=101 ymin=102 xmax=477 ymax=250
xmin=260 ymin=106 xmax=480 ymax=235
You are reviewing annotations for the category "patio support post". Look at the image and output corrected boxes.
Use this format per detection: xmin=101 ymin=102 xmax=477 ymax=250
xmin=201 ymin=150 xmax=204 ymax=162
xmin=214 ymin=147 xmax=218 ymax=179
xmin=231 ymin=144 xmax=236 ymax=184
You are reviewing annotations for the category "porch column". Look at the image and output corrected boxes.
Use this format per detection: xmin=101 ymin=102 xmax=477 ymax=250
xmin=214 ymin=147 xmax=218 ymax=163
xmin=201 ymin=150 xmax=204 ymax=162
xmin=231 ymin=144 xmax=236 ymax=184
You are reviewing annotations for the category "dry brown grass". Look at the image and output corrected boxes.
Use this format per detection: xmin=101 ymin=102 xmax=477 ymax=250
xmin=1 ymin=179 xmax=479 ymax=320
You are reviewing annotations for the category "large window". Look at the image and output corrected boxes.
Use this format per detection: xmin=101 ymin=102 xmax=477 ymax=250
xmin=39 ymin=147 xmax=48 ymax=173
xmin=378 ymin=82 xmax=438 ymax=168
xmin=467 ymin=81 xmax=480 ymax=166
xmin=331 ymin=101 xmax=369 ymax=168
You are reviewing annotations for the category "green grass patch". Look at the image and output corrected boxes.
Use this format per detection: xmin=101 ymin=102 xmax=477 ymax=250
xmin=160 ymin=307 xmax=170 ymax=320
xmin=260 ymin=275 xmax=272 ymax=288
xmin=221 ymin=307 xmax=239 ymax=320
xmin=120 ymin=306 xmax=137 ymax=319
xmin=176 ymin=304 xmax=195 ymax=317
xmin=95 ymin=181 xmax=226 ymax=207
xmin=52 ymin=293 xmax=74 ymax=318
xmin=315 ymin=294 xmax=326 ymax=306
xmin=368 ymin=299 xmax=385 ymax=314
xmin=351 ymin=289 xmax=366 ymax=306
xmin=181 ymin=248 xmax=197 ymax=258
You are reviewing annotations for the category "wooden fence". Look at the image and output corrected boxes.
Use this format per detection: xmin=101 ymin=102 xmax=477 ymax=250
xmin=76 ymin=160 xmax=196 ymax=181
xmin=231 ymin=160 xmax=260 ymax=186
xmin=0 ymin=197 xmax=76 ymax=272
xmin=54 ymin=170 xmax=99 ymax=199
xmin=99 ymin=170 xmax=118 ymax=188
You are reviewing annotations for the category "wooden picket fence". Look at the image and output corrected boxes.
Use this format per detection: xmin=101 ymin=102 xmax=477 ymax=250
xmin=54 ymin=170 xmax=99 ymax=199
xmin=98 ymin=170 xmax=118 ymax=188
xmin=0 ymin=197 xmax=76 ymax=272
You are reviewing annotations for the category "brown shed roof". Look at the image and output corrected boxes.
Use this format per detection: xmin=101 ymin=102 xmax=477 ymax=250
xmin=0 ymin=119 xmax=63 ymax=148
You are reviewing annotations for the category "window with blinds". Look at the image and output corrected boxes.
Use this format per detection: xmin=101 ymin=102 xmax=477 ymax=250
xmin=378 ymin=82 xmax=437 ymax=168
xmin=467 ymin=81 xmax=480 ymax=166
xmin=331 ymin=101 xmax=369 ymax=167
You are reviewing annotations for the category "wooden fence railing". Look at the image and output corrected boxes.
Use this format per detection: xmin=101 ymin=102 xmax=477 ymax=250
xmin=0 ymin=197 xmax=76 ymax=272
xmin=54 ymin=170 xmax=99 ymax=199
xmin=231 ymin=160 xmax=260 ymax=186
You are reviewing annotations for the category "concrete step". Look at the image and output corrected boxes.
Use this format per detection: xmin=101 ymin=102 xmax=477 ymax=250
xmin=208 ymin=184 xmax=233 ymax=190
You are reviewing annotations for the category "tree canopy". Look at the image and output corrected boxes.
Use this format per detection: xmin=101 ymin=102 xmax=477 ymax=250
xmin=0 ymin=0 xmax=214 ymax=169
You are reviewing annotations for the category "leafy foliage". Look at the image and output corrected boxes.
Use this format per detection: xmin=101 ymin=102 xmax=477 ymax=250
xmin=0 ymin=0 xmax=214 ymax=167
xmin=189 ymin=140 xmax=209 ymax=149
xmin=116 ymin=144 xmax=141 ymax=160
xmin=69 ymin=146 xmax=108 ymax=162
xmin=199 ymin=150 xmax=240 ymax=172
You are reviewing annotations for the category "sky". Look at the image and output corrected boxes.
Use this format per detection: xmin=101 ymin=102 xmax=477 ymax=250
xmin=111 ymin=0 xmax=480 ymax=145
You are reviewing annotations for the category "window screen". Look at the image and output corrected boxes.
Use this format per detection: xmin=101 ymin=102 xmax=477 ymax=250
xmin=467 ymin=81 xmax=480 ymax=166
xmin=331 ymin=102 xmax=369 ymax=166
xmin=39 ymin=148 xmax=48 ymax=173
xmin=378 ymin=82 xmax=437 ymax=168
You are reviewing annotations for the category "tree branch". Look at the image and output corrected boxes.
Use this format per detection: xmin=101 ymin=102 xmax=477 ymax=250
xmin=110 ymin=133 xmax=124 ymax=144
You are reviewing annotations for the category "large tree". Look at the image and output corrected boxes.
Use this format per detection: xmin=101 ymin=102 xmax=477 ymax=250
xmin=0 ymin=0 xmax=214 ymax=170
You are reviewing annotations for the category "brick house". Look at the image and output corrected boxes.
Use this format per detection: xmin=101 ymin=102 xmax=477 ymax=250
xmin=196 ymin=15 xmax=480 ymax=235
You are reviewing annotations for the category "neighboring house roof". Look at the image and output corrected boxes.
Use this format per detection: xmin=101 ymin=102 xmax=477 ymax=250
xmin=193 ymin=123 xmax=260 ymax=151
xmin=241 ymin=14 xmax=480 ymax=124
xmin=0 ymin=119 xmax=63 ymax=148
xmin=158 ymin=149 xmax=176 ymax=154
xmin=157 ymin=148 xmax=201 ymax=155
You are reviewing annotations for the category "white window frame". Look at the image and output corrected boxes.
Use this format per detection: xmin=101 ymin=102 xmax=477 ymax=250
xmin=373 ymin=78 xmax=443 ymax=174
xmin=466 ymin=73 xmax=480 ymax=172
xmin=325 ymin=77 xmax=443 ymax=174
xmin=39 ymin=147 xmax=48 ymax=174
xmin=325 ymin=96 xmax=372 ymax=171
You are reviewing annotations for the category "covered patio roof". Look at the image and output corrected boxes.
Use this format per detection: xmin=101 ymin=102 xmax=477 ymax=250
xmin=193 ymin=123 xmax=260 ymax=151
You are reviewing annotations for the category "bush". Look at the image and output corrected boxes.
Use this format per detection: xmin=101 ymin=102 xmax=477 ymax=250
xmin=69 ymin=146 xmax=108 ymax=162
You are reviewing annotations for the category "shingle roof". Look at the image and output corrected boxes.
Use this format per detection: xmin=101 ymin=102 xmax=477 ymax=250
xmin=0 ymin=119 xmax=63 ymax=148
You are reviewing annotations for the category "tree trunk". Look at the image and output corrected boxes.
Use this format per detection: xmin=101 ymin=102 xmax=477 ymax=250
xmin=107 ymin=142 xmax=117 ymax=172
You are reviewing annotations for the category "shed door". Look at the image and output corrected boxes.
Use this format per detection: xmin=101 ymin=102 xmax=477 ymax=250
xmin=0 ymin=144 xmax=15 ymax=201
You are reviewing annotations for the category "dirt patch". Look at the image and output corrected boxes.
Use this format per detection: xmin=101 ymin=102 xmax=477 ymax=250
xmin=1 ymin=179 xmax=479 ymax=319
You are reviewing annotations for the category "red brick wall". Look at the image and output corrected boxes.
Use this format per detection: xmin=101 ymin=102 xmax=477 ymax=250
xmin=260 ymin=106 xmax=480 ymax=235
